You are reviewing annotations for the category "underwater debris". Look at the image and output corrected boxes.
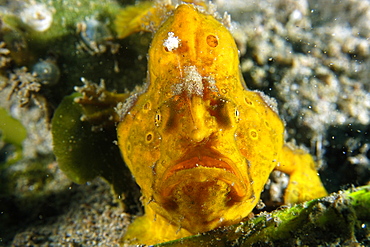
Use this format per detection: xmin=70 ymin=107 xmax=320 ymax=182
xmin=0 ymin=41 xmax=11 ymax=69
xmin=0 ymin=24 xmax=29 ymax=65
xmin=260 ymin=170 xmax=290 ymax=209
xmin=31 ymin=59 xmax=60 ymax=86
xmin=76 ymin=17 xmax=119 ymax=55
xmin=19 ymin=2 xmax=53 ymax=32
xmin=6 ymin=67 xmax=41 ymax=107
xmin=73 ymin=78 xmax=129 ymax=130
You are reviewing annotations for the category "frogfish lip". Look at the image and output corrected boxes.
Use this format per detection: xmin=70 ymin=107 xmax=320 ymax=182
xmin=156 ymin=149 xmax=249 ymax=204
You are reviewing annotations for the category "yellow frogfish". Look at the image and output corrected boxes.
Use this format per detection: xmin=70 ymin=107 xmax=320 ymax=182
xmin=115 ymin=2 xmax=327 ymax=245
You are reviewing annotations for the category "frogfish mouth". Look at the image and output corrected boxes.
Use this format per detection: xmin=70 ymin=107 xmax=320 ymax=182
xmin=152 ymin=145 xmax=255 ymax=233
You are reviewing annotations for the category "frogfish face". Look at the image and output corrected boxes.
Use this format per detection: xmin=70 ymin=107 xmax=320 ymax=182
xmin=117 ymin=4 xmax=283 ymax=234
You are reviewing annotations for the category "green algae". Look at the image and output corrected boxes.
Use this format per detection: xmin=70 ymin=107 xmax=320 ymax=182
xmin=0 ymin=107 xmax=26 ymax=148
xmin=51 ymin=93 xmax=100 ymax=183
xmin=157 ymin=186 xmax=370 ymax=246
xmin=0 ymin=106 xmax=27 ymax=165
xmin=51 ymin=92 xmax=140 ymax=210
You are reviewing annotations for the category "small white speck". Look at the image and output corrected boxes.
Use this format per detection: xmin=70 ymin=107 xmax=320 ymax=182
xmin=163 ymin=32 xmax=181 ymax=52
xmin=290 ymin=9 xmax=302 ymax=22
